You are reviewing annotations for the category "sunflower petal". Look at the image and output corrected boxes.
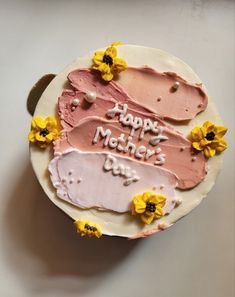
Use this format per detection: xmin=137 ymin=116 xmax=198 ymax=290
xmin=105 ymin=46 xmax=117 ymax=58
xmin=201 ymin=122 xmax=215 ymax=138
xmin=111 ymin=41 xmax=122 ymax=46
xmin=200 ymin=138 xmax=210 ymax=146
xmin=190 ymin=127 xmax=203 ymax=142
xmin=155 ymin=206 xmax=164 ymax=219
xmin=132 ymin=195 xmax=146 ymax=214
xmin=215 ymin=139 xmax=227 ymax=153
xmin=140 ymin=213 xmax=154 ymax=224
xmin=203 ymin=121 xmax=214 ymax=132
xmin=150 ymin=194 xmax=166 ymax=207
xmin=74 ymin=220 xmax=85 ymax=233
xmin=45 ymin=133 xmax=54 ymax=142
xmin=46 ymin=117 xmax=58 ymax=130
xmin=93 ymin=51 xmax=104 ymax=65
xmin=32 ymin=117 xmax=46 ymax=129
xmin=35 ymin=132 xmax=46 ymax=142
xmin=28 ymin=131 xmax=36 ymax=142
xmin=102 ymin=72 xmax=113 ymax=81
xmin=204 ymin=146 xmax=216 ymax=158
xmin=142 ymin=192 xmax=152 ymax=202
xmin=215 ymin=126 xmax=228 ymax=138
xmin=51 ymin=132 xmax=60 ymax=141
xmin=157 ymin=196 xmax=166 ymax=208
xmin=192 ymin=141 xmax=203 ymax=151
xmin=98 ymin=63 xmax=111 ymax=74
xmin=113 ymin=58 xmax=127 ymax=72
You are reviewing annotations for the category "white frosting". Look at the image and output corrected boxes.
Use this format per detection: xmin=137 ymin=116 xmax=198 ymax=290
xmin=92 ymin=103 xmax=169 ymax=166
xmin=92 ymin=126 xmax=166 ymax=164
xmin=107 ymin=103 xmax=167 ymax=142
xmin=30 ymin=45 xmax=223 ymax=237
xmin=92 ymin=126 xmax=111 ymax=146
xmin=149 ymin=132 xmax=168 ymax=146
xmin=103 ymin=154 xmax=140 ymax=186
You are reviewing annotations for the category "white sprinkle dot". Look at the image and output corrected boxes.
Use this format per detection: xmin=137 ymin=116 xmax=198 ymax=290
xmin=175 ymin=199 xmax=182 ymax=206
xmin=72 ymin=98 xmax=80 ymax=106
xmin=192 ymin=157 xmax=196 ymax=162
xmin=155 ymin=147 xmax=162 ymax=154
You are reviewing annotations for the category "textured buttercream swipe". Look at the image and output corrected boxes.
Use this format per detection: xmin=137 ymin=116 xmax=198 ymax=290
xmin=54 ymin=117 xmax=207 ymax=190
xmin=48 ymin=149 xmax=177 ymax=213
xmin=68 ymin=67 xmax=208 ymax=121
xmin=58 ymin=83 xmax=169 ymax=131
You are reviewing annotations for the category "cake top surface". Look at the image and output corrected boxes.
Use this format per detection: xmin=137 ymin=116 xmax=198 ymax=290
xmin=29 ymin=44 xmax=227 ymax=238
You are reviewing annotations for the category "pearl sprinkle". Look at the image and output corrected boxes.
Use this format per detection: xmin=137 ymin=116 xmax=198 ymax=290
xmin=175 ymin=199 xmax=182 ymax=206
xmin=172 ymin=81 xmax=180 ymax=91
xmin=72 ymin=98 xmax=80 ymax=106
xmin=85 ymin=91 xmax=97 ymax=103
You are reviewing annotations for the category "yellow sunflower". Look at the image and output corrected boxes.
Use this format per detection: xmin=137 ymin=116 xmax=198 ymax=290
xmin=28 ymin=116 xmax=60 ymax=148
xmin=74 ymin=220 xmax=102 ymax=238
xmin=92 ymin=43 xmax=127 ymax=82
xmin=190 ymin=121 xmax=227 ymax=158
xmin=131 ymin=192 xmax=166 ymax=224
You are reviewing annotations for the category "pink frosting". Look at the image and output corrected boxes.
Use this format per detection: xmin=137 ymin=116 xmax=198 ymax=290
xmin=58 ymin=89 xmax=179 ymax=133
xmin=68 ymin=68 xmax=208 ymax=121
xmin=49 ymin=150 xmax=178 ymax=213
xmin=58 ymin=82 xmax=168 ymax=130
xmin=128 ymin=223 xmax=172 ymax=239
xmin=54 ymin=116 xmax=207 ymax=190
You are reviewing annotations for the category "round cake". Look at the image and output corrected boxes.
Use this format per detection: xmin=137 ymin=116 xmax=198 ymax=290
xmin=29 ymin=43 xmax=228 ymax=239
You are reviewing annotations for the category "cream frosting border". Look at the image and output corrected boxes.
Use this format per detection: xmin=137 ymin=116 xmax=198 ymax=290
xmin=30 ymin=45 xmax=223 ymax=238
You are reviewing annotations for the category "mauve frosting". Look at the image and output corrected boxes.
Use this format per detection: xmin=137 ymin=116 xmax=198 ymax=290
xmin=68 ymin=67 xmax=208 ymax=121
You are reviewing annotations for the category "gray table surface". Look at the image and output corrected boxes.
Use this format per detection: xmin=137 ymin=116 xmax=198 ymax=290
xmin=0 ymin=0 xmax=234 ymax=296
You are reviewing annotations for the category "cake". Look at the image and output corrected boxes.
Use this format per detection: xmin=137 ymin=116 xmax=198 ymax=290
xmin=29 ymin=42 xmax=228 ymax=239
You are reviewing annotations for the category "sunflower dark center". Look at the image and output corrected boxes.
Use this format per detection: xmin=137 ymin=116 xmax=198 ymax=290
xmin=205 ymin=131 xmax=215 ymax=141
xmin=40 ymin=128 xmax=49 ymax=137
xmin=84 ymin=224 xmax=97 ymax=232
xmin=146 ymin=202 xmax=156 ymax=213
xmin=103 ymin=54 xmax=113 ymax=65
